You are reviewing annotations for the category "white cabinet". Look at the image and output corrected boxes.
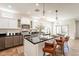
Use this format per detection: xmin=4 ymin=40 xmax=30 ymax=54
xmin=8 ymin=19 xmax=17 ymax=28
xmin=0 ymin=17 xmax=17 ymax=28
xmin=0 ymin=18 xmax=9 ymax=28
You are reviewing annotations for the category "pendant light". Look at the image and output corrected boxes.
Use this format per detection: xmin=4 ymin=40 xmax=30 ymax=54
xmin=56 ymin=10 xmax=59 ymax=25
xmin=56 ymin=10 xmax=58 ymax=21
xmin=43 ymin=3 xmax=45 ymax=16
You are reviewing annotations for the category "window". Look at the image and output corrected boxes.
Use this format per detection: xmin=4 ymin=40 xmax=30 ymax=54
xmin=56 ymin=25 xmax=69 ymax=35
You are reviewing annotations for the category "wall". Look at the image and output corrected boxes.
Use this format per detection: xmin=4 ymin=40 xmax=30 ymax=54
xmin=21 ymin=17 xmax=31 ymax=24
xmin=53 ymin=19 xmax=76 ymax=39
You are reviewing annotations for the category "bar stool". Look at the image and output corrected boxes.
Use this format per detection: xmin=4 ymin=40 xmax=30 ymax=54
xmin=65 ymin=36 xmax=70 ymax=41
xmin=63 ymin=36 xmax=70 ymax=56
xmin=42 ymin=42 xmax=57 ymax=56
xmin=55 ymin=36 xmax=65 ymax=55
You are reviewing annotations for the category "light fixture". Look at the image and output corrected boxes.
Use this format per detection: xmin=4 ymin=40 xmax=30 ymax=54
xmin=43 ymin=3 xmax=45 ymax=16
xmin=56 ymin=10 xmax=58 ymax=20
xmin=55 ymin=10 xmax=60 ymax=25
xmin=34 ymin=3 xmax=45 ymax=18
xmin=35 ymin=3 xmax=39 ymax=6
xmin=35 ymin=3 xmax=40 ymax=12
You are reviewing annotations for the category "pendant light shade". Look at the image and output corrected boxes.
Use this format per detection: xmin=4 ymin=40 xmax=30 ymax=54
xmin=43 ymin=4 xmax=45 ymax=16
xmin=56 ymin=10 xmax=58 ymax=20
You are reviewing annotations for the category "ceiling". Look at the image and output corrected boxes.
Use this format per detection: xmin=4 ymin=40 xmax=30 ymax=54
xmin=0 ymin=3 xmax=79 ymax=21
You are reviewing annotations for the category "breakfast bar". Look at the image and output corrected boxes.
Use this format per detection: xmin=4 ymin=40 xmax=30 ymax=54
xmin=24 ymin=34 xmax=59 ymax=56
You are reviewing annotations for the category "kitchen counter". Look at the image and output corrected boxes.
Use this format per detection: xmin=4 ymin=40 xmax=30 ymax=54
xmin=24 ymin=35 xmax=57 ymax=44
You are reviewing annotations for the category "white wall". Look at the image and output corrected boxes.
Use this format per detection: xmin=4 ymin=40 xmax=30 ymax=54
xmin=53 ymin=19 xmax=76 ymax=39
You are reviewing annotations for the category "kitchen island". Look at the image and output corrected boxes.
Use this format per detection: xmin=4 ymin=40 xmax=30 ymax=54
xmin=24 ymin=34 xmax=59 ymax=56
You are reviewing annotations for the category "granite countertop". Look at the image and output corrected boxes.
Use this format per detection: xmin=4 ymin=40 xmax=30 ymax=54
xmin=0 ymin=33 xmax=22 ymax=37
xmin=24 ymin=35 xmax=58 ymax=44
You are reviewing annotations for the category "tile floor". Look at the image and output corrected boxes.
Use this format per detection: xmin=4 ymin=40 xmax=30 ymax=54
xmin=0 ymin=39 xmax=79 ymax=56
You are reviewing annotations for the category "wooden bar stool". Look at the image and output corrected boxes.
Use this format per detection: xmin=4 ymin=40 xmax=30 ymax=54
xmin=55 ymin=36 xmax=65 ymax=55
xmin=63 ymin=36 xmax=70 ymax=56
xmin=65 ymin=36 xmax=70 ymax=41
xmin=42 ymin=42 xmax=57 ymax=56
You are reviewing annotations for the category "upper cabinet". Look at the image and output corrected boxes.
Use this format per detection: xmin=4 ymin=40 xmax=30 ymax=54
xmin=0 ymin=18 xmax=9 ymax=28
xmin=8 ymin=19 xmax=17 ymax=28
xmin=0 ymin=10 xmax=31 ymax=29
xmin=0 ymin=18 xmax=17 ymax=28
xmin=0 ymin=10 xmax=20 ymax=29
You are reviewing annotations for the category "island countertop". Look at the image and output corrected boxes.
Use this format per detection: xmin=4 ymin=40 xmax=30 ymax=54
xmin=24 ymin=34 xmax=59 ymax=44
xmin=24 ymin=34 xmax=65 ymax=56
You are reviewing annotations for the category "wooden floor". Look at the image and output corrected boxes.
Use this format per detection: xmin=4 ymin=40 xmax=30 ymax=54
xmin=0 ymin=39 xmax=79 ymax=56
xmin=56 ymin=39 xmax=79 ymax=56
xmin=0 ymin=46 xmax=24 ymax=56
xmin=54 ymin=39 xmax=79 ymax=56
xmin=68 ymin=39 xmax=79 ymax=56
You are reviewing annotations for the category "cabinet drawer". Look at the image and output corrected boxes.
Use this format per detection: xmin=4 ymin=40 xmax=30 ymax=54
xmin=5 ymin=37 xmax=14 ymax=48
xmin=19 ymin=36 xmax=23 ymax=45
xmin=13 ymin=36 xmax=20 ymax=46
xmin=0 ymin=37 xmax=5 ymax=50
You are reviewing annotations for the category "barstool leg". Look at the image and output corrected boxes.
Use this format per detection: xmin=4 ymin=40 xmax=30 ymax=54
xmin=61 ymin=46 xmax=64 ymax=55
xmin=54 ymin=51 xmax=56 ymax=56
xmin=53 ymin=51 xmax=56 ymax=56
xmin=43 ymin=52 xmax=45 ymax=56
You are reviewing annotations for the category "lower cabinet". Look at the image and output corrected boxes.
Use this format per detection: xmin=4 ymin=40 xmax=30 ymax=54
xmin=13 ymin=36 xmax=20 ymax=46
xmin=19 ymin=35 xmax=23 ymax=45
xmin=0 ymin=37 xmax=5 ymax=50
xmin=5 ymin=36 xmax=14 ymax=48
xmin=0 ymin=35 xmax=23 ymax=50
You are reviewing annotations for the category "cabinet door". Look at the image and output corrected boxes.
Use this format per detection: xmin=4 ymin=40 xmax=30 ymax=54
xmin=19 ymin=35 xmax=23 ymax=45
xmin=13 ymin=36 xmax=20 ymax=46
xmin=5 ymin=37 xmax=14 ymax=48
xmin=0 ymin=37 xmax=5 ymax=50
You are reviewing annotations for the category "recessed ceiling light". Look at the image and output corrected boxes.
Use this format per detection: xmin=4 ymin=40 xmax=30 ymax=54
xmin=8 ymin=5 xmax=12 ymax=8
xmin=35 ymin=3 xmax=39 ymax=6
